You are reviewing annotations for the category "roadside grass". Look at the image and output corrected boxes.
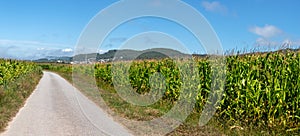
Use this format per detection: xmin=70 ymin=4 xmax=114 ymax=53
xmin=0 ymin=70 xmax=42 ymax=132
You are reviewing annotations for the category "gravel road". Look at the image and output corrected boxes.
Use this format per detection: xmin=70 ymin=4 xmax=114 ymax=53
xmin=1 ymin=71 xmax=132 ymax=136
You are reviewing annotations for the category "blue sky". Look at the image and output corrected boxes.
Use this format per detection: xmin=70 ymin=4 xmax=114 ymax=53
xmin=0 ymin=0 xmax=299 ymax=59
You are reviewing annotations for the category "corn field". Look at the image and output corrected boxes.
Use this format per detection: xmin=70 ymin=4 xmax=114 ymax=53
xmin=94 ymin=51 xmax=300 ymax=132
xmin=0 ymin=59 xmax=40 ymax=86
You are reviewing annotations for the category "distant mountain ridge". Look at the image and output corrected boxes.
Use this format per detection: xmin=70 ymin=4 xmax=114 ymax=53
xmin=33 ymin=47 xmax=300 ymax=63
xmin=34 ymin=48 xmax=190 ymax=63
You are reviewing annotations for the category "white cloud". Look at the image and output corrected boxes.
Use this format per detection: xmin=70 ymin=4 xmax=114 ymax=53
xmin=255 ymin=37 xmax=277 ymax=46
xmin=249 ymin=25 xmax=282 ymax=38
xmin=282 ymin=39 xmax=292 ymax=46
xmin=62 ymin=48 xmax=73 ymax=52
xmin=250 ymin=25 xmax=300 ymax=48
xmin=37 ymin=48 xmax=45 ymax=50
xmin=0 ymin=39 xmax=73 ymax=60
xmin=255 ymin=38 xmax=300 ymax=48
xmin=281 ymin=39 xmax=300 ymax=47
xmin=98 ymin=49 xmax=107 ymax=54
xmin=0 ymin=39 xmax=69 ymax=47
xmin=201 ymin=1 xmax=228 ymax=14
